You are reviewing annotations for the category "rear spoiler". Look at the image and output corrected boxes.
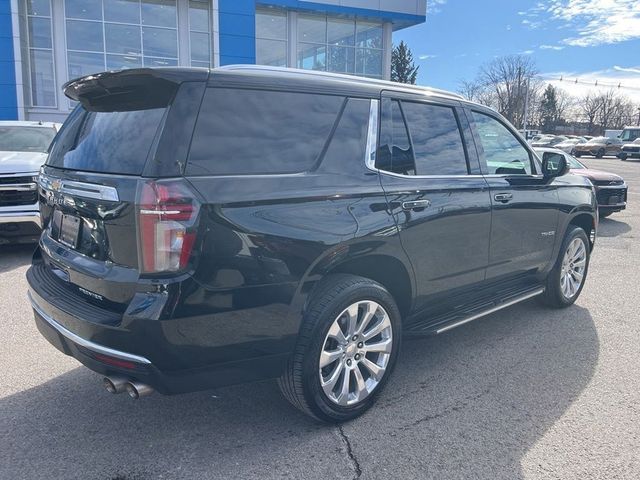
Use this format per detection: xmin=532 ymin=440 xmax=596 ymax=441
xmin=63 ymin=68 xmax=209 ymax=112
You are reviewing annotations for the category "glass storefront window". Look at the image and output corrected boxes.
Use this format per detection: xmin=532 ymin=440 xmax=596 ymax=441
xmin=256 ymin=8 xmax=287 ymax=67
xmin=296 ymin=14 xmax=383 ymax=78
xmin=25 ymin=0 xmax=55 ymax=106
xmin=64 ymin=0 xmax=179 ymax=86
xmin=189 ymin=0 xmax=211 ymax=68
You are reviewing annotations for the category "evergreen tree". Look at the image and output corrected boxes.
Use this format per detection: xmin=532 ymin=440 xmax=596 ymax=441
xmin=540 ymin=84 xmax=559 ymax=133
xmin=391 ymin=41 xmax=419 ymax=84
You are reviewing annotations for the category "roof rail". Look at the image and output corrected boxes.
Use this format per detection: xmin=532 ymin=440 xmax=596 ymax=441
xmin=216 ymin=65 xmax=465 ymax=100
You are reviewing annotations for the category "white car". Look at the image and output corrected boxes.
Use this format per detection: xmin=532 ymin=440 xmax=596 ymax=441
xmin=554 ymin=137 xmax=586 ymax=154
xmin=0 ymin=121 xmax=60 ymax=244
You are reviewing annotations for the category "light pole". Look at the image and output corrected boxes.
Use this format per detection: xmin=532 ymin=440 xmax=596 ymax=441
xmin=637 ymin=107 xmax=640 ymax=126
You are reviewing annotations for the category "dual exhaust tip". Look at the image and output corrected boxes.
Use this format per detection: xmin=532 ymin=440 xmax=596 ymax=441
xmin=103 ymin=376 xmax=154 ymax=399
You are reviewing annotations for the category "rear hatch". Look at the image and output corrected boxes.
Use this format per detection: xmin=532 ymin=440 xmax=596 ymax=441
xmin=36 ymin=68 xmax=207 ymax=313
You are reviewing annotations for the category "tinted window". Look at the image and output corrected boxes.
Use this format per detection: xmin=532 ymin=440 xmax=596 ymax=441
xmin=401 ymin=102 xmax=467 ymax=175
xmin=472 ymin=111 xmax=533 ymax=175
xmin=47 ymin=106 xmax=165 ymax=174
xmin=188 ymin=89 xmax=344 ymax=175
xmin=322 ymin=98 xmax=370 ymax=172
xmin=376 ymin=100 xmax=415 ymax=175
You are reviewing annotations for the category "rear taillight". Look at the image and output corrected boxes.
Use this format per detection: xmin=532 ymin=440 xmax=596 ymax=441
xmin=137 ymin=180 xmax=200 ymax=274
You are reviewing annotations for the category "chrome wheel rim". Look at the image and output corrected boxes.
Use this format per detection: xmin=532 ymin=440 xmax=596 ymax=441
xmin=560 ymin=237 xmax=587 ymax=299
xmin=319 ymin=300 xmax=393 ymax=406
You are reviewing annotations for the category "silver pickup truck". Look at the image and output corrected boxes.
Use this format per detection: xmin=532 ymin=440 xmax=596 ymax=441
xmin=0 ymin=121 xmax=59 ymax=244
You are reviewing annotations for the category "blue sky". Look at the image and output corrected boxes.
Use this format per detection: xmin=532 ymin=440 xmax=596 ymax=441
xmin=393 ymin=0 xmax=640 ymax=101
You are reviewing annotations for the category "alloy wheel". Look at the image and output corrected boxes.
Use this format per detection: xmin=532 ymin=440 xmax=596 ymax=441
xmin=560 ymin=237 xmax=587 ymax=299
xmin=319 ymin=300 xmax=393 ymax=406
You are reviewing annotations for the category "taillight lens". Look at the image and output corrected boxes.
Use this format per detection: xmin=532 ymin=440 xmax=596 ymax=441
xmin=137 ymin=180 xmax=200 ymax=274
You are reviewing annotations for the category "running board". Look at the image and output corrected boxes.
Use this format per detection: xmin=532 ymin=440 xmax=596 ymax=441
xmin=405 ymin=286 xmax=545 ymax=336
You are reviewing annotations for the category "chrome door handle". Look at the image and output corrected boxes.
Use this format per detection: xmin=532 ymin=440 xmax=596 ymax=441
xmin=494 ymin=193 xmax=513 ymax=203
xmin=402 ymin=200 xmax=431 ymax=210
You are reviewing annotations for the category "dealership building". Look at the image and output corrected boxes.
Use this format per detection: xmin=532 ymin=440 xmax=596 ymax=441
xmin=0 ymin=0 xmax=426 ymax=122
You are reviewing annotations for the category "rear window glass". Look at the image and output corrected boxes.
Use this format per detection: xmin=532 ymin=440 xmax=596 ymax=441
xmin=46 ymin=106 xmax=165 ymax=175
xmin=187 ymin=88 xmax=344 ymax=175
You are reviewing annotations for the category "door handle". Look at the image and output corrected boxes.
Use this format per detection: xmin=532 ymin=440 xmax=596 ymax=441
xmin=494 ymin=193 xmax=513 ymax=203
xmin=402 ymin=200 xmax=431 ymax=211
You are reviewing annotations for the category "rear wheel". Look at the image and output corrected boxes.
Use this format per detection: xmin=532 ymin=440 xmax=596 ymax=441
xmin=278 ymin=274 xmax=401 ymax=422
xmin=540 ymin=226 xmax=590 ymax=308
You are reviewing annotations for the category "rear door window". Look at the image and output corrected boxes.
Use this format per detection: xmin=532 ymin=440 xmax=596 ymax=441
xmin=187 ymin=88 xmax=344 ymax=175
xmin=401 ymin=101 xmax=468 ymax=175
xmin=47 ymin=106 xmax=166 ymax=175
xmin=377 ymin=99 xmax=468 ymax=176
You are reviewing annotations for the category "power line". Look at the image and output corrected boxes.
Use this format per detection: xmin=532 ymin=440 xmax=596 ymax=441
xmin=540 ymin=75 xmax=640 ymax=92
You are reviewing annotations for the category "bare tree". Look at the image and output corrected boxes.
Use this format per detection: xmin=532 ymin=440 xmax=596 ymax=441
xmin=579 ymin=93 xmax=601 ymax=135
xmin=477 ymin=55 xmax=538 ymax=127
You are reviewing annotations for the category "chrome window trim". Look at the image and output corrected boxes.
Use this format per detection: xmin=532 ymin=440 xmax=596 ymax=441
xmin=28 ymin=291 xmax=152 ymax=365
xmin=39 ymin=175 xmax=119 ymax=202
xmin=365 ymin=98 xmax=379 ymax=170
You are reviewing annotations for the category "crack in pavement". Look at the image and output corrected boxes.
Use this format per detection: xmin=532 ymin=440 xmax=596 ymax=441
xmin=337 ymin=425 xmax=362 ymax=479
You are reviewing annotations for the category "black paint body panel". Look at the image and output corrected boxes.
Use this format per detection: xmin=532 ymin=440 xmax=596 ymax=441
xmin=27 ymin=67 xmax=597 ymax=394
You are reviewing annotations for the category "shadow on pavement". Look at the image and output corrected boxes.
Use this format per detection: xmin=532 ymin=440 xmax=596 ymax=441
xmin=0 ymin=244 xmax=35 ymax=274
xmin=597 ymin=217 xmax=631 ymax=237
xmin=0 ymin=301 xmax=598 ymax=480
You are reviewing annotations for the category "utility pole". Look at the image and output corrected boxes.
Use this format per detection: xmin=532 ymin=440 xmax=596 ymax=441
xmin=523 ymin=76 xmax=531 ymax=135
xmin=637 ymin=107 xmax=640 ymax=126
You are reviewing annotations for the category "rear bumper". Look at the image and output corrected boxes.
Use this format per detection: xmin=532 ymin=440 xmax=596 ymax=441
xmin=0 ymin=210 xmax=41 ymax=243
xmin=27 ymin=266 xmax=293 ymax=394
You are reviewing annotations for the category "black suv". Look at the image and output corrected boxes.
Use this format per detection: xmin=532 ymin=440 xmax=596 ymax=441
xmin=27 ymin=66 xmax=597 ymax=422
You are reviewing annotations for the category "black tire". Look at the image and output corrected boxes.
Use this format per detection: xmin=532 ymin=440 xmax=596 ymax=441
xmin=278 ymin=274 xmax=401 ymax=422
xmin=574 ymin=152 xmax=582 ymax=157
xmin=599 ymin=211 xmax=613 ymax=218
xmin=619 ymin=154 xmax=628 ymax=161
xmin=596 ymin=148 xmax=605 ymax=158
xmin=540 ymin=226 xmax=591 ymax=308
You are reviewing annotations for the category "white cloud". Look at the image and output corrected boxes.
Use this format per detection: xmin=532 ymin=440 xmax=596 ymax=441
xmin=418 ymin=54 xmax=437 ymax=60
xmin=541 ymin=66 xmax=640 ymax=102
xmin=539 ymin=44 xmax=565 ymax=50
xmin=530 ymin=0 xmax=640 ymax=47
xmin=427 ymin=0 xmax=448 ymax=15
xmin=521 ymin=50 xmax=535 ymax=55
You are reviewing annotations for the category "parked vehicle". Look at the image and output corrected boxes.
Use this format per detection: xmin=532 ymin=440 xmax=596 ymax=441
xmin=573 ymin=136 xmax=623 ymax=158
xmin=604 ymin=129 xmax=622 ymax=139
xmin=536 ymin=147 xmax=627 ymax=217
xmin=619 ymin=126 xmax=640 ymax=144
xmin=0 ymin=121 xmax=59 ymax=244
xmin=619 ymin=138 xmax=640 ymax=161
xmin=27 ymin=67 xmax=597 ymax=422
xmin=554 ymin=137 xmax=586 ymax=154
xmin=531 ymin=135 xmax=568 ymax=148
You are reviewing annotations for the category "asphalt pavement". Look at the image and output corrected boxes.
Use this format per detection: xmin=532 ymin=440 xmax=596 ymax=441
xmin=1 ymin=157 xmax=639 ymax=479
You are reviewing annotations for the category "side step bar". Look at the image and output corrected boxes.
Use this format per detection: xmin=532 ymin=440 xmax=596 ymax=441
xmin=405 ymin=286 xmax=545 ymax=336
xmin=435 ymin=287 xmax=544 ymax=334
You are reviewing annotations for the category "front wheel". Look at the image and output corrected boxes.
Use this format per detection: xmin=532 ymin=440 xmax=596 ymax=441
xmin=540 ymin=226 xmax=591 ymax=308
xmin=596 ymin=148 xmax=605 ymax=158
xmin=278 ymin=274 xmax=401 ymax=422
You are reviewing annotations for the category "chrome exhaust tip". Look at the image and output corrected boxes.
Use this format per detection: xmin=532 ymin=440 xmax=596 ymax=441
xmin=125 ymin=381 xmax=154 ymax=400
xmin=103 ymin=376 xmax=128 ymax=394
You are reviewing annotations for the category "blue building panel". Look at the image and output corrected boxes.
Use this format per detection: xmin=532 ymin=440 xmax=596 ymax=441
xmin=218 ymin=0 xmax=256 ymax=64
xmin=0 ymin=1 xmax=17 ymax=120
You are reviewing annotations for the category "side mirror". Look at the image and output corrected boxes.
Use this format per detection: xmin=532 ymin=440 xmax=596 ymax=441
xmin=542 ymin=152 xmax=569 ymax=178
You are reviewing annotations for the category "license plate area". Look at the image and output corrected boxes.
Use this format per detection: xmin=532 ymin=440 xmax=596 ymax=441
xmin=59 ymin=213 xmax=81 ymax=248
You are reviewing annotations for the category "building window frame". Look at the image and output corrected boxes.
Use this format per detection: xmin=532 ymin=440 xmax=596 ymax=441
xmin=24 ymin=0 xmax=57 ymax=108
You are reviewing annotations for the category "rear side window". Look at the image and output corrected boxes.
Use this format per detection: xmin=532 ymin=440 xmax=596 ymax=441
xmin=187 ymin=88 xmax=344 ymax=175
xmin=401 ymin=102 xmax=468 ymax=176
xmin=47 ymin=106 xmax=166 ymax=175
xmin=377 ymin=99 xmax=468 ymax=176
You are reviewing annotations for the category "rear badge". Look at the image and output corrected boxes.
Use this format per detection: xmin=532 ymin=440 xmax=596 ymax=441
xmin=78 ymin=287 xmax=104 ymax=301
xmin=541 ymin=231 xmax=556 ymax=237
